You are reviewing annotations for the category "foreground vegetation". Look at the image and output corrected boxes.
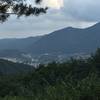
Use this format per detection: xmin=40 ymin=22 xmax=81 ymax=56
xmin=0 ymin=49 xmax=100 ymax=100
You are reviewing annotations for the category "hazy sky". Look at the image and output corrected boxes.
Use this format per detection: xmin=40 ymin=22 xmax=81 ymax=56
xmin=0 ymin=0 xmax=99 ymax=38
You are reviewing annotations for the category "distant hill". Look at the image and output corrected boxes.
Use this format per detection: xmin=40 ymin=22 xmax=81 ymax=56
xmin=0 ymin=49 xmax=23 ymax=58
xmin=29 ymin=23 xmax=100 ymax=55
xmin=0 ymin=36 xmax=41 ymax=51
xmin=0 ymin=59 xmax=34 ymax=75
xmin=0 ymin=23 xmax=100 ymax=58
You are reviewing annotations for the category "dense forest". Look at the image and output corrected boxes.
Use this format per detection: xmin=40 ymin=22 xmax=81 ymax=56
xmin=0 ymin=59 xmax=34 ymax=75
xmin=0 ymin=48 xmax=100 ymax=100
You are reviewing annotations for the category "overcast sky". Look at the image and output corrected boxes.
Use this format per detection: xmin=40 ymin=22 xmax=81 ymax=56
xmin=0 ymin=0 xmax=99 ymax=38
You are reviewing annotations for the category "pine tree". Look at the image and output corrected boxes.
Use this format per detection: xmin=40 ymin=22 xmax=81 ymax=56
xmin=0 ymin=0 xmax=48 ymax=22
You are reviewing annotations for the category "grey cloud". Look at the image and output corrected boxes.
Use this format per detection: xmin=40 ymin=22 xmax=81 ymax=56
xmin=0 ymin=0 xmax=99 ymax=38
xmin=62 ymin=0 xmax=100 ymax=22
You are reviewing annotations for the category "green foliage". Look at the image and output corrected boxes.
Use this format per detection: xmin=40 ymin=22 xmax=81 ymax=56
xmin=0 ymin=48 xmax=100 ymax=99
xmin=0 ymin=59 xmax=34 ymax=75
xmin=0 ymin=0 xmax=48 ymax=22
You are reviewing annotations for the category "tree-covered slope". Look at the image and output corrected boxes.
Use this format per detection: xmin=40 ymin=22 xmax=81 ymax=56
xmin=0 ymin=48 xmax=99 ymax=99
xmin=0 ymin=59 xmax=34 ymax=75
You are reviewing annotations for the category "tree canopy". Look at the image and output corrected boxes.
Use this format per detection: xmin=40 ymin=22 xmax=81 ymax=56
xmin=0 ymin=48 xmax=99 ymax=99
xmin=0 ymin=0 xmax=48 ymax=22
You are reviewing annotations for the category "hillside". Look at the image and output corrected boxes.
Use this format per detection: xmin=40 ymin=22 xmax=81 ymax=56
xmin=0 ymin=59 xmax=34 ymax=75
xmin=0 ymin=23 xmax=100 ymax=61
xmin=29 ymin=23 xmax=100 ymax=55
xmin=0 ymin=36 xmax=41 ymax=51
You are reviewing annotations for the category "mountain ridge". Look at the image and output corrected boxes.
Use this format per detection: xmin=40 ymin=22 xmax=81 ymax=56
xmin=0 ymin=36 xmax=41 ymax=51
xmin=28 ymin=22 xmax=100 ymax=55
xmin=0 ymin=23 xmax=100 ymax=57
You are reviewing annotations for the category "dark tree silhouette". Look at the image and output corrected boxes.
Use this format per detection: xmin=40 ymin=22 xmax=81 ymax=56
xmin=0 ymin=0 xmax=48 ymax=22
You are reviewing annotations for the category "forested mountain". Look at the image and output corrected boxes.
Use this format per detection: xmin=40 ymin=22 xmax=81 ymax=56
xmin=0 ymin=23 xmax=100 ymax=59
xmin=29 ymin=23 xmax=100 ymax=55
